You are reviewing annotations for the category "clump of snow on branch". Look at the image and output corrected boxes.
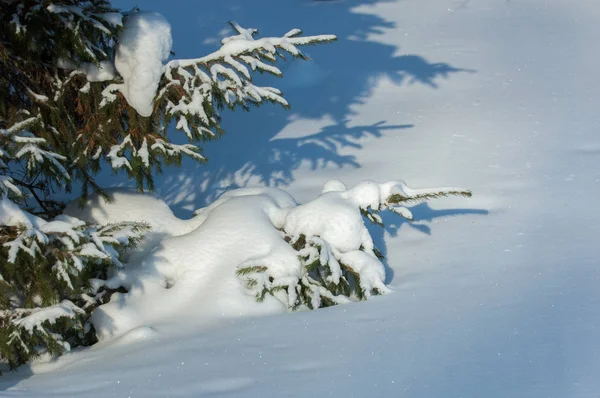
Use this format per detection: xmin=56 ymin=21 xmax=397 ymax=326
xmin=58 ymin=59 xmax=116 ymax=82
xmin=113 ymin=11 xmax=172 ymax=117
xmin=1 ymin=199 xmax=147 ymax=271
xmin=78 ymin=180 xmax=470 ymax=340
xmin=84 ymin=15 xmax=336 ymax=185
xmin=12 ymin=301 xmax=84 ymax=336
xmin=101 ymin=14 xmax=336 ymax=131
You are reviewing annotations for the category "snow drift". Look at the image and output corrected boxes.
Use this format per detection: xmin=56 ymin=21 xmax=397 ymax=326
xmin=65 ymin=180 xmax=470 ymax=340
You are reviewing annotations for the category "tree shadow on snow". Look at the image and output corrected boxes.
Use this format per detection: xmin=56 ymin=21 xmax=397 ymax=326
xmin=367 ymin=202 xmax=489 ymax=283
xmin=0 ymin=0 xmax=481 ymax=385
xmin=104 ymin=0 xmax=483 ymax=288
xmin=116 ymin=0 xmax=477 ymax=215
xmin=94 ymin=0 xmax=484 ymax=285
xmin=0 ymin=365 xmax=34 ymax=392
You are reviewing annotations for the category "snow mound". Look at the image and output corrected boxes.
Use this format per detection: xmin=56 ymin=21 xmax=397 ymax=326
xmin=114 ymin=11 xmax=172 ymax=117
xmin=86 ymin=180 xmax=468 ymax=340
xmin=91 ymin=189 xmax=294 ymax=339
xmin=64 ymin=188 xmax=189 ymax=237
xmin=112 ymin=326 xmax=159 ymax=346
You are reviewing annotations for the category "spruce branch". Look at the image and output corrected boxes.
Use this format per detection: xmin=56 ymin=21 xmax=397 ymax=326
xmin=356 ymin=181 xmax=472 ymax=224
xmin=158 ymin=22 xmax=336 ymax=142
xmin=388 ymin=188 xmax=472 ymax=204
xmin=0 ymin=209 xmax=149 ymax=369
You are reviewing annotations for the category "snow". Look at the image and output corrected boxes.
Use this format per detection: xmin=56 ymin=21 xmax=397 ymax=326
xmin=13 ymin=301 xmax=83 ymax=334
xmin=61 ymin=183 xmax=396 ymax=339
xmin=0 ymin=197 xmax=45 ymax=230
xmin=56 ymin=59 xmax=116 ymax=82
xmin=46 ymin=4 xmax=121 ymax=37
xmin=79 ymin=61 xmax=116 ymax=82
xmin=9 ymin=4 xmax=25 ymax=35
xmin=14 ymin=143 xmax=69 ymax=180
xmin=77 ymin=242 xmax=108 ymax=259
xmin=285 ymin=189 xmax=370 ymax=253
xmin=106 ymin=136 xmax=132 ymax=169
xmin=38 ymin=221 xmax=81 ymax=243
xmin=114 ymin=11 xmax=172 ymax=117
xmin=63 ymin=188 xmax=194 ymax=237
xmin=98 ymin=12 xmax=122 ymax=27
xmin=88 ymin=192 xmax=290 ymax=339
xmin=137 ymin=138 xmax=150 ymax=168
xmin=338 ymin=250 xmax=388 ymax=295
xmin=166 ymin=32 xmax=335 ymax=69
xmin=3 ymin=0 xmax=600 ymax=396
xmin=0 ymin=176 xmax=21 ymax=197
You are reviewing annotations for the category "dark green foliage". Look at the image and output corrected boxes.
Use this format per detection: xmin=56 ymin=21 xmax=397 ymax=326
xmin=0 ymin=309 xmax=87 ymax=370
xmin=0 ymin=0 xmax=124 ymax=211
xmin=0 ymin=220 xmax=149 ymax=371
xmin=0 ymin=1 xmax=208 ymax=213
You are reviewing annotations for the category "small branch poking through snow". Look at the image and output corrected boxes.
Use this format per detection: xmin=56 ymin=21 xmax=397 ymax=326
xmin=388 ymin=187 xmax=472 ymax=204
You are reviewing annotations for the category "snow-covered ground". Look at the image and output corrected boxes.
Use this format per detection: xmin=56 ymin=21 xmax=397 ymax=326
xmin=3 ymin=0 xmax=600 ymax=396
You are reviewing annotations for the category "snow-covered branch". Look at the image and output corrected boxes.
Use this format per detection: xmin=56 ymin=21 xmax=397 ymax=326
xmin=160 ymin=21 xmax=336 ymax=141
xmin=344 ymin=180 xmax=472 ymax=223
xmin=0 ymin=114 xmax=72 ymax=199
xmin=0 ymin=195 xmax=149 ymax=368
xmin=90 ymin=15 xmax=335 ymax=185
xmin=233 ymin=180 xmax=471 ymax=309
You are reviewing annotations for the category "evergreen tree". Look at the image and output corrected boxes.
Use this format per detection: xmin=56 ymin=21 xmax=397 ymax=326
xmin=1 ymin=0 xmax=335 ymax=369
xmin=0 ymin=1 xmax=335 ymax=214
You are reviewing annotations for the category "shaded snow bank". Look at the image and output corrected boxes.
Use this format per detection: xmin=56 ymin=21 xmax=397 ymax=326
xmin=70 ymin=181 xmax=469 ymax=340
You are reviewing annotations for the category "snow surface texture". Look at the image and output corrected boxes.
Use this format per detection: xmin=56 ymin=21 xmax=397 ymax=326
xmin=2 ymin=0 xmax=600 ymax=397
xmin=114 ymin=11 xmax=172 ymax=116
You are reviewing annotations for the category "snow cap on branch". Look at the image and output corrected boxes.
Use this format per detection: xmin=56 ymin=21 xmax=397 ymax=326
xmin=115 ymin=11 xmax=172 ymax=117
xmin=161 ymin=21 xmax=337 ymax=139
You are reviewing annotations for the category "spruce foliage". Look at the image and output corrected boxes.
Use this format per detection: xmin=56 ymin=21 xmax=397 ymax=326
xmin=0 ymin=212 xmax=149 ymax=371
xmin=0 ymin=0 xmax=123 ymax=213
